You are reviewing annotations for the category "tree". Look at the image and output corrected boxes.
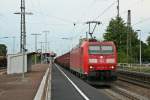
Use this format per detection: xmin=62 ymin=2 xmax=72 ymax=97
xmin=103 ymin=17 xmax=139 ymax=63
xmin=146 ymin=36 xmax=150 ymax=46
xmin=0 ymin=44 xmax=7 ymax=56
xmin=104 ymin=17 xmax=128 ymax=51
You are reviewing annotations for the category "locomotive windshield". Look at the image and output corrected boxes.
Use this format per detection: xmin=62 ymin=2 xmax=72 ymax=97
xmin=89 ymin=45 xmax=113 ymax=54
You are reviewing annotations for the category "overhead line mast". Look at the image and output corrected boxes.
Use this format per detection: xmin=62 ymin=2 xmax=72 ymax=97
xmin=14 ymin=0 xmax=32 ymax=79
xmin=14 ymin=0 xmax=33 ymax=52
xmin=21 ymin=0 xmax=26 ymax=53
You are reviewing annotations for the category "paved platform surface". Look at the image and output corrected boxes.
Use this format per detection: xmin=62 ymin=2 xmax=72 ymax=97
xmin=51 ymin=64 xmax=112 ymax=100
xmin=0 ymin=64 xmax=49 ymax=100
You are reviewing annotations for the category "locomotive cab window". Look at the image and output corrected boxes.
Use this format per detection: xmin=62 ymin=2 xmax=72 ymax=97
xmin=89 ymin=45 xmax=113 ymax=54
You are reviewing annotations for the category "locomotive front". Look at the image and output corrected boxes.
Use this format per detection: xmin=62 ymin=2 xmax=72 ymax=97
xmin=87 ymin=41 xmax=117 ymax=82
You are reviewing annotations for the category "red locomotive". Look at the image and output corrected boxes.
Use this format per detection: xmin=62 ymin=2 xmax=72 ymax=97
xmin=55 ymin=38 xmax=117 ymax=84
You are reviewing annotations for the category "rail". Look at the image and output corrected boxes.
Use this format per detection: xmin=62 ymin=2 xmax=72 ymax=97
xmin=108 ymin=85 xmax=148 ymax=100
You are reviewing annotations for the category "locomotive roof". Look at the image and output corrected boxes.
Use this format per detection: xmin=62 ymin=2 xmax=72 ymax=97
xmin=81 ymin=40 xmax=115 ymax=45
xmin=72 ymin=39 xmax=115 ymax=50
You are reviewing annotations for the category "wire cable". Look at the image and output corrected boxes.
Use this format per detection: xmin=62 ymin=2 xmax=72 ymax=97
xmin=93 ymin=1 xmax=116 ymax=20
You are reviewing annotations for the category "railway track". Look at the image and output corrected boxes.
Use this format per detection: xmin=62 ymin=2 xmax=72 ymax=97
xmin=108 ymin=85 xmax=148 ymax=100
xmin=104 ymin=69 xmax=150 ymax=100
xmin=117 ymin=69 xmax=150 ymax=89
xmin=96 ymin=83 xmax=149 ymax=100
xmin=95 ymin=70 xmax=150 ymax=100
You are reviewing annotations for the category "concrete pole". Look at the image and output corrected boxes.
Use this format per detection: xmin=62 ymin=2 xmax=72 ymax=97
xmin=127 ymin=10 xmax=131 ymax=64
xmin=117 ymin=0 xmax=120 ymax=18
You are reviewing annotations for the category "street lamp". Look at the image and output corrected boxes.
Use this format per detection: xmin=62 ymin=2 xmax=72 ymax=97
xmin=136 ymin=29 xmax=142 ymax=71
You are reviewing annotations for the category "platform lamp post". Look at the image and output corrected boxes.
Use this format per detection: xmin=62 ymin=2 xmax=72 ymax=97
xmin=136 ymin=29 xmax=142 ymax=72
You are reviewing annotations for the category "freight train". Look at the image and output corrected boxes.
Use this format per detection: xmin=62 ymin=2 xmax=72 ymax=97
xmin=55 ymin=38 xmax=117 ymax=85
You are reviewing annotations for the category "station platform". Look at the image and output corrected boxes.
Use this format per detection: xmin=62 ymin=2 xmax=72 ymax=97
xmin=0 ymin=64 xmax=49 ymax=100
xmin=51 ymin=64 xmax=112 ymax=100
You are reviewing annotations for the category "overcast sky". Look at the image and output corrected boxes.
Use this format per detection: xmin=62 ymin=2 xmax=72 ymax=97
xmin=0 ymin=0 xmax=150 ymax=55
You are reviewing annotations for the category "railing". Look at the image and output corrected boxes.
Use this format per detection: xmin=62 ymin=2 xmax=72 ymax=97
xmin=34 ymin=65 xmax=51 ymax=100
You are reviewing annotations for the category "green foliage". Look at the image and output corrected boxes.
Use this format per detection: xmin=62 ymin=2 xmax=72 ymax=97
xmin=146 ymin=36 xmax=150 ymax=46
xmin=104 ymin=17 xmax=127 ymax=50
xmin=143 ymin=45 xmax=150 ymax=62
xmin=0 ymin=44 xmax=7 ymax=56
xmin=117 ymin=51 xmax=127 ymax=63
xmin=103 ymin=17 xmax=140 ymax=63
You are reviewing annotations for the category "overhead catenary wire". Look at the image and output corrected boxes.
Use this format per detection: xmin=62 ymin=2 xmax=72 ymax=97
xmin=93 ymin=1 xmax=116 ymax=20
xmin=133 ymin=17 xmax=150 ymax=26
xmin=27 ymin=0 xmax=150 ymax=40
xmin=28 ymin=0 xmax=116 ymax=37
xmin=30 ymin=0 xmax=75 ymax=24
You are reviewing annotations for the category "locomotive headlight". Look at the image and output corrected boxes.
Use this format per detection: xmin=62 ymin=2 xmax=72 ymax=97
xmin=106 ymin=58 xmax=115 ymax=63
xmin=111 ymin=66 xmax=114 ymax=69
xmin=89 ymin=59 xmax=97 ymax=63
xmin=90 ymin=66 xmax=93 ymax=69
